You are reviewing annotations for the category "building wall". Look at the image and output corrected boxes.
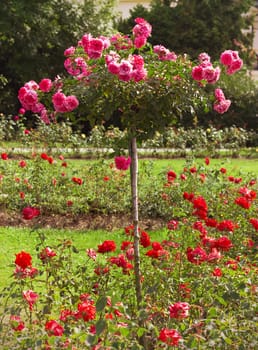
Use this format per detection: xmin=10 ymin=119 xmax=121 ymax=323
xmin=117 ymin=0 xmax=150 ymax=18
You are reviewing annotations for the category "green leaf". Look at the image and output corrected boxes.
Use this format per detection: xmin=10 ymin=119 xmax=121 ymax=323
xmin=137 ymin=327 xmax=146 ymax=337
xmin=119 ymin=327 xmax=130 ymax=337
xmin=208 ymin=307 xmax=217 ymax=318
xmin=95 ymin=319 xmax=107 ymax=335
xmin=96 ymin=296 xmax=108 ymax=312
xmin=215 ymin=295 xmax=227 ymax=306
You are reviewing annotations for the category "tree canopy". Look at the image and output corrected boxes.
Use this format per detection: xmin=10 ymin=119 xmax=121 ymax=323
xmin=0 ymin=0 xmax=116 ymax=114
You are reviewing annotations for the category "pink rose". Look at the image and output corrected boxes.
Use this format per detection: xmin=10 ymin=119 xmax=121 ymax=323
xmin=213 ymin=99 xmax=231 ymax=114
xmin=220 ymin=50 xmax=234 ymax=66
xmin=114 ymin=156 xmax=131 ymax=170
xmin=22 ymin=290 xmax=38 ymax=310
xmin=64 ymin=46 xmax=76 ymax=56
xmin=214 ymin=88 xmax=225 ymax=101
xmin=87 ymin=38 xmax=104 ymax=59
xmin=52 ymin=91 xmax=66 ymax=107
xmin=107 ymin=61 xmax=120 ymax=75
xmin=39 ymin=79 xmax=52 ymax=92
xmin=191 ymin=66 xmax=204 ymax=81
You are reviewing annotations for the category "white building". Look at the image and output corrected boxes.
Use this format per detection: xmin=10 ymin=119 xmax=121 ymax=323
xmin=117 ymin=0 xmax=150 ymax=18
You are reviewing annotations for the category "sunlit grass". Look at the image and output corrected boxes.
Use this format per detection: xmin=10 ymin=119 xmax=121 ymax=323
xmin=0 ymin=226 xmax=167 ymax=291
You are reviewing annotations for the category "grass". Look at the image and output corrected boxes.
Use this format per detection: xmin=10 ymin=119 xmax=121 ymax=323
xmin=145 ymin=157 xmax=258 ymax=176
xmin=0 ymin=156 xmax=257 ymax=290
xmin=66 ymin=157 xmax=258 ymax=179
xmin=0 ymin=226 xmax=167 ymax=291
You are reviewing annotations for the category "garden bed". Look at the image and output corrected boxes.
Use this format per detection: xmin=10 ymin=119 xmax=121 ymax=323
xmin=0 ymin=211 xmax=164 ymax=231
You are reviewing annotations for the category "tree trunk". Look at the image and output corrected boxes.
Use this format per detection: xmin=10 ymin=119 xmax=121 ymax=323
xmin=129 ymin=136 xmax=142 ymax=307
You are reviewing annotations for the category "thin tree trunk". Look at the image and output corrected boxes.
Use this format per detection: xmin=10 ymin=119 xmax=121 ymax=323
xmin=130 ymin=136 xmax=149 ymax=349
xmin=129 ymin=136 xmax=142 ymax=307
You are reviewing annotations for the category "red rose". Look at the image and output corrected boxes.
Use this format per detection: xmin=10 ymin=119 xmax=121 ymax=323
xmin=1 ymin=153 xmax=8 ymax=160
xmin=186 ymin=246 xmax=207 ymax=265
xmin=250 ymin=218 xmax=258 ymax=230
xmin=140 ymin=230 xmax=151 ymax=247
xmin=97 ymin=240 xmax=116 ymax=253
xmin=169 ymin=302 xmax=190 ymax=319
xmin=45 ymin=320 xmax=64 ymax=337
xmin=10 ymin=315 xmax=25 ymax=332
xmin=15 ymin=251 xmax=32 ymax=269
xmin=22 ymin=206 xmax=40 ymax=220
xmin=167 ymin=170 xmax=177 ymax=182
xmin=40 ymin=153 xmax=49 ymax=160
xmin=114 ymin=156 xmax=131 ymax=170
xmin=158 ymin=328 xmax=181 ymax=346
xmin=19 ymin=160 xmax=27 ymax=168
xmin=72 ymin=177 xmax=83 ymax=185
xmin=76 ymin=300 xmax=96 ymax=322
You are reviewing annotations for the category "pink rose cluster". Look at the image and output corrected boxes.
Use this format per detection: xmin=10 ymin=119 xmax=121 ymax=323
xmin=191 ymin=52 xmax=221 ymax=84
xmin=18 ymin=77 xmax=79 ymax=122
xmin=153 ymin=45 xmax=177 ymax=61
xmin=64 ymin=53 xmax=90 ymax=80
xmin=213 ymin=88 xmax=231 ymax=114
xmin=80 ymin=33 xmax=110 ymax=59
xmin=105 ymin=52 xmax=147 ymax=82
xmin=132 ymin=17 xmax=152 ymax=49
xmin=220 ymin=50 xmax=243 ymax=75
xmin=191 ymin=50 xmax=243 ymax=114
xmin=52 ymin=91 xmax=79 ymax=113
xmin=18 ymin=80 xmax=47 ymax=115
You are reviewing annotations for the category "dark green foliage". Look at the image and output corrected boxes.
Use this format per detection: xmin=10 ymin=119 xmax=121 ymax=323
xmin=117 ymin=0 xmax=255 ymax=62
xmin=0 ymin=0 xmax=116 ymax=115
xmin=116 ymin=0 xmax=257 ymax=131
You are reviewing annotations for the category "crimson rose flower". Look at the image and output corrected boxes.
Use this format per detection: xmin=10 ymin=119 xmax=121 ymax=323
xmin=186 ymin=246 xmax=207 ymax=265
xmin=10 ymin=315 xmax=25 ymax=332
xmin=250 ymin=218 xmax=258 ymax=230
xmin=114 ymin=156 xmax=131 ymax=170
xmin=15 ymin=251 xmax=32 ymax=269
xmin=169 ymin=302 xmax=190 ymax=319
xmin=45 ymin=320 xmax=64 ymax=336
xmin=76 ymin=300 xmax=96 ymax=322
xmin=22 ymin=206 xmax=40 ymax=220
xmin=97 ymin=240 xmax=116 ymax=253
xmin=158 ymin=328 xmax=181 ymax=346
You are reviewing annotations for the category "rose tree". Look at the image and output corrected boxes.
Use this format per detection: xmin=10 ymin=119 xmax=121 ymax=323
xmin=17 ymin=18 xmax=242 ymax=314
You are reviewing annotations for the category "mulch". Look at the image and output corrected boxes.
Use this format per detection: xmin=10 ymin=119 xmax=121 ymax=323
xmin=0 ymin=211 xmax=165 ymax=231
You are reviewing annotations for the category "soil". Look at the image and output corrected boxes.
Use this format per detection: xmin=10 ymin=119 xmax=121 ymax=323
xmin=0 ymin=211 xmax=165 ymax=231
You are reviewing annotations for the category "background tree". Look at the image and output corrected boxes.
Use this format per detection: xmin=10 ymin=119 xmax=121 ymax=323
xmin=0 ymin=0 xmax=116 ymax=115
xmin=117 ymin=0 xmax=255 ymax=62
xmin=116 ymin=0 xmax=258 ymax=130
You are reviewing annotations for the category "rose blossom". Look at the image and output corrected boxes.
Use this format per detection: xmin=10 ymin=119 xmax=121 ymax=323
xmin=45 ymin=320 xmax=64 ymax=336
xmin=169 ymin=302 xmax=190 ymax=319
xmin=10 ymin=315 xmax=25 ymax=332
xmin=22 ymin=206 xmax=40 ymax=220
xmin=22 ymin=290 xmax=39 ymax=310
xmin=97 ymin=240 xmax=116 ymax=253
xmin=213 ymin=98 xmax=231 ymax=114
xmin=114 ymin=156 xmax=131 ymax=170
xmin=158 ymin=328 xmax=182 ymax=346
xmin=15 ymin=251 xmax=32 ymax=269
xmin=39 ymin=78 xmax=52 ymax=92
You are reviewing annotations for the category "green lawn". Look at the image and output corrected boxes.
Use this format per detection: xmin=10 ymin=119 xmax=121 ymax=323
xmin=53 ymin=157 xmax=258 ymax=177
xmin=0 ymin=226 xmax=167 ymax=291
